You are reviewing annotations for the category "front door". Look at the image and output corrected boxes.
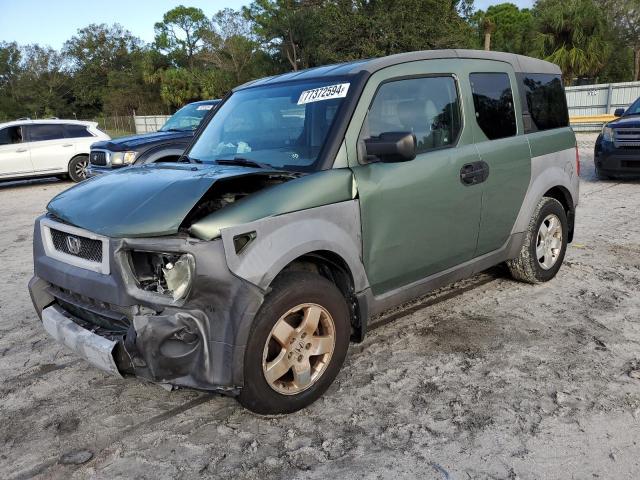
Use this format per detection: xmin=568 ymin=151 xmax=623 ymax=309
xmin=0 ymin=125 xmax=32 ymax=177
xmin=348 ymin=63 xmax=483 ymax=295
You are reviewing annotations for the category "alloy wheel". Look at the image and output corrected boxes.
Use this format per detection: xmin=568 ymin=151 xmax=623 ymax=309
xmin=262 ymin=303 xmax=336 ymax=395
xmin=536 ymin=213 xmax=563 ymax=270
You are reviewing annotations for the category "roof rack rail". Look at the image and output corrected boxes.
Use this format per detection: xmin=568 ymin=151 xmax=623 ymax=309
xmin=16 ymin=117 xmax=31 ymax=121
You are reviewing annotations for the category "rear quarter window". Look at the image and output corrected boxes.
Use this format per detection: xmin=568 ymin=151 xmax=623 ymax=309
xmin=469 ymin=73 xmax=517 ymax=141
xmin=517 ymin=73 xmax=569 ymax=132
xmin=64 ymin=124 xmax=94 ymax=138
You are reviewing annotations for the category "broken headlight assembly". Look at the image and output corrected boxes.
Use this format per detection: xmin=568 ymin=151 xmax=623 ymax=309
xmin=128 ymin=251 xmax=195 ymax=302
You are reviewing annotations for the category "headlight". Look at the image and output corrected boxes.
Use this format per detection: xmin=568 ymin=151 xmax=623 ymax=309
xmin=111 ymin=151 xmax=137 ymax=166
xmin=129 ymin=251 xmax=195 ymax=302
xmin=602 ymin=126 xmax=614 ymax=142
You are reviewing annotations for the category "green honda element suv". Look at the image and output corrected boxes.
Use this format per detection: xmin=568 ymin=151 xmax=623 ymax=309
xmin=29 ymin=50 xmax=578 ymax=414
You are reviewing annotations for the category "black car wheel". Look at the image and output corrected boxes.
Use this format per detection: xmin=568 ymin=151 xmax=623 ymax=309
xmin=68 ymin=155 xmax=89 ymax=182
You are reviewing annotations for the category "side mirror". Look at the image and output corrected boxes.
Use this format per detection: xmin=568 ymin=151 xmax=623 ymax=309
xmin=614 ymin=108 xmax=625 ymax=117
xmin=364 ymin=132 xmax=416 ymax=163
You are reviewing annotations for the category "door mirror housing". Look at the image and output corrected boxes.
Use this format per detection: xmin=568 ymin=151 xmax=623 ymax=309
xmin=614 ymin=108 xmax=625 ymax=117
xmin=364 ymin=132 xmax=416 ymax=163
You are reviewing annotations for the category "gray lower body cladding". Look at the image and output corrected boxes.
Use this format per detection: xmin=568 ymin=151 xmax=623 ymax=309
xmin=29 ymin=216 xmax=264 ymax=392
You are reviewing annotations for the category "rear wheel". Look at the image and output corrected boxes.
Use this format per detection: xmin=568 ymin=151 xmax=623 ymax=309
xmin=507 ymin=197 xmax=568 ymax=284
xmin=238 ymin=271 xmax=350 ymax=414
xmin=68 ymin=155 xmax=89 ymax=182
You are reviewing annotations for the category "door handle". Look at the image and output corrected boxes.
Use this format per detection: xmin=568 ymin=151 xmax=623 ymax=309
xmin=460 ymin=161 xmax=490 ymax=186
xmin=16 ymin=148 xmax=27 ymax=153
xmin=62 ymin=144 xmax=73 ymax=147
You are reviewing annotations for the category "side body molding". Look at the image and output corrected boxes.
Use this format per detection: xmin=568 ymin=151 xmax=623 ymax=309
xmin=220 ymin=200 xmax=369 ymax=293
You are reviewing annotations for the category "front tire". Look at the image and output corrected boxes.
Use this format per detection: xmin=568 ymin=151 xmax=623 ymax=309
xmin=238 ymin=271 xmax=350 ymax=414
xmin=507 ymin=197 xmax=568 ymax=284
xmin=68 ymin=155 xmax=89 ymax=182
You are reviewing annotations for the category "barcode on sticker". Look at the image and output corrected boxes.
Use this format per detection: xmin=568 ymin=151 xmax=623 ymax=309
xmin=297 ymin=83 xmax=350 ymax=105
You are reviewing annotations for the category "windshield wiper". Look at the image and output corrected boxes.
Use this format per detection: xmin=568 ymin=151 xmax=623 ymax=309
xmin=215 ymin=157 xmax=271 ymax=169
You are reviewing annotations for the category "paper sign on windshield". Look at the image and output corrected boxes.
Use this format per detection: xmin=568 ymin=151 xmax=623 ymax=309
xmin=197 ymin=105 xmax=213 ymax=110
xmin=297 ymin=83 xmax=350 ymax=105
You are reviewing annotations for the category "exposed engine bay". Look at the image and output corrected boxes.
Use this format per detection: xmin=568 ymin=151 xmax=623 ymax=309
xmin=180 ymin=172 xmax=297 ymax=230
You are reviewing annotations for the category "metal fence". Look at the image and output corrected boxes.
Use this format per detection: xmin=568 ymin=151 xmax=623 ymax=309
xmin=567 ymin=81 xmax=640 ymax=131
xmin=134 ymin=115 xmax=171 ymax=134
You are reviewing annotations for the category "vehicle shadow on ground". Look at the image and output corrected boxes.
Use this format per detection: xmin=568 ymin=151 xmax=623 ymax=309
xmin=0 ymin=176 xmax=69 ymax=191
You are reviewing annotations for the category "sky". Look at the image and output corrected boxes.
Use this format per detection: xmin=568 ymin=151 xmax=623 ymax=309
xmin=0 ymin=0 xmax=534 ymax=50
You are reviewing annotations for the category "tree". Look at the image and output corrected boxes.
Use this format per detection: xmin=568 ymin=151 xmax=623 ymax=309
xmin=64 ymin=23 xmax=144 ymax=115
xmin=598 ymin=0 xmax=640 ymax=80
xmin=17 ymin=45 xmax=71 ymax=117
xmin=244 ymin=0 xmax=318 ymax=71
xmin=0 ymin=42 xmax=22 ymax=119
xmin=471 ymin=3 xmax=535 ymax=54
xmin=533 ymin=0 xmax=611 ymax=84
xmin=154 ymin=6 xmax=211 ymax=69
xmin=203 ymin=9 xmax=263 ymax=83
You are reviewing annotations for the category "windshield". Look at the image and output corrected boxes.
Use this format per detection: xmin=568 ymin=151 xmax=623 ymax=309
xmin=623 ymin=98 xmax=640 ymax=116
xmin=188 ymin=80 xmax=351 ymax=171
xmin=160 ymin=103 xmax=216 ymax=132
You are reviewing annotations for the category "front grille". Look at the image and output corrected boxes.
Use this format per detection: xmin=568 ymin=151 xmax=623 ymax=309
xmin=49 ymin=286 xmax=131 ymax=339
xmin=614 ymin=128 xmax=640 ymax=148
xmin=90 ymin=151 xmax=107 ymax=166
xmin=50 ymin=228 xmax=103 ymax=262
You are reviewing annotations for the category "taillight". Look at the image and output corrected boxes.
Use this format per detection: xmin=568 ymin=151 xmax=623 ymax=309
xmin=575 ymin=145 xmax=580 ymax=177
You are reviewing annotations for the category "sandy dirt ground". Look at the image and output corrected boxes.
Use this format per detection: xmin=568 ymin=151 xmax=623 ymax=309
xmin=1 ymin=133 xmax=639 ymax=480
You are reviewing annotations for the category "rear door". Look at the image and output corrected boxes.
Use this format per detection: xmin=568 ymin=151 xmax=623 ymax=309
xmin=25 ymin=123 xmax=71 ymax=174
xmin=0 ymin=125 xmax=32 ymax=177
xmin=463 ymin=63 xmax=532 ymax=255
xmin=346 ymin=60 xmax=484 ymax=295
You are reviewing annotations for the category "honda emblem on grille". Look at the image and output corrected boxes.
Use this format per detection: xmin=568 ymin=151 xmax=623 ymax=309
xmin=66 ymin=236 xmax=82 ymax=255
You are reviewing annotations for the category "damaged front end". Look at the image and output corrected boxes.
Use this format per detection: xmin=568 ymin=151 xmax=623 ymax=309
xmin=30 ymin=162 xmax=355 ymax=392
xmin=29 ymin=218 xmax=264 ymax=393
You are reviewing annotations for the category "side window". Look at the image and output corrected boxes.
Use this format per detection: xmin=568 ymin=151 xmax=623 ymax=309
xmin=362 ymin=76 xmax=462 ymax=155
xmin=518 ymin=73 xmax=569 ymax=132
xmin=0 ymin=126 xmax=23 ymax=145
xmin=470 ymin=73 xmax=516 ymax=140
xmin=64 ymin=124 xmax=93 ymax=138
xmin=27 ymin=124 xmax=65 ymax=142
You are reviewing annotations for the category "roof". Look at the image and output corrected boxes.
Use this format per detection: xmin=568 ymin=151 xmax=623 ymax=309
xmin=188 ymin=99 xmax=221 ymax=106
xmin=0 ymin=119 xmax=98 ymax=129
xmin=236 ymin=49 xmax=561 ymax=90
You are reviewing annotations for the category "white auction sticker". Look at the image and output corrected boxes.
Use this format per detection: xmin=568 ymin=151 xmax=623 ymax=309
xmin=196 ymin=105 xmax=213 ymax=110
xmin=297 ymin=83 xmax=350 ymax=105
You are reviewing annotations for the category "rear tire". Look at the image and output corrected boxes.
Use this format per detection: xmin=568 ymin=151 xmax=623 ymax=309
xmin=238 ymin=271 xmax=350 ymax=414
xmin=68 ymin=155 xmax=89 ymax=182
xmin=507 ymin=197 xmax=568 ymax=284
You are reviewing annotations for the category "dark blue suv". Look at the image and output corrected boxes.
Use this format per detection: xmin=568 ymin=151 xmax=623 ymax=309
xmin=88 ymin=99 xmax=220 ymax=176
xmin=595 ymin=97 xmax=640 ymax=179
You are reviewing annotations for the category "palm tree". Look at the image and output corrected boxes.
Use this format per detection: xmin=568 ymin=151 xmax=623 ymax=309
xmin=534 ymin=0 xmax=611 ymax=84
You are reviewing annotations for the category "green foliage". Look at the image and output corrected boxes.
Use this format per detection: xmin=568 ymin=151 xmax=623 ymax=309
xmin=471 ymin=3 xmax=535 ymax=54
xmin=1 ymin=1 xmax=638 ymax=122
xmin=154 ymin=5 xmax=211 ymax=68
xmin=533 ymin=0 xmax=611 ymax=83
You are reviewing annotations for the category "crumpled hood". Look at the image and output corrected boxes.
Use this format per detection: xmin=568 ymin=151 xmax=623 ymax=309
xmin=47 ymin=163 xmax=282 ymax=238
